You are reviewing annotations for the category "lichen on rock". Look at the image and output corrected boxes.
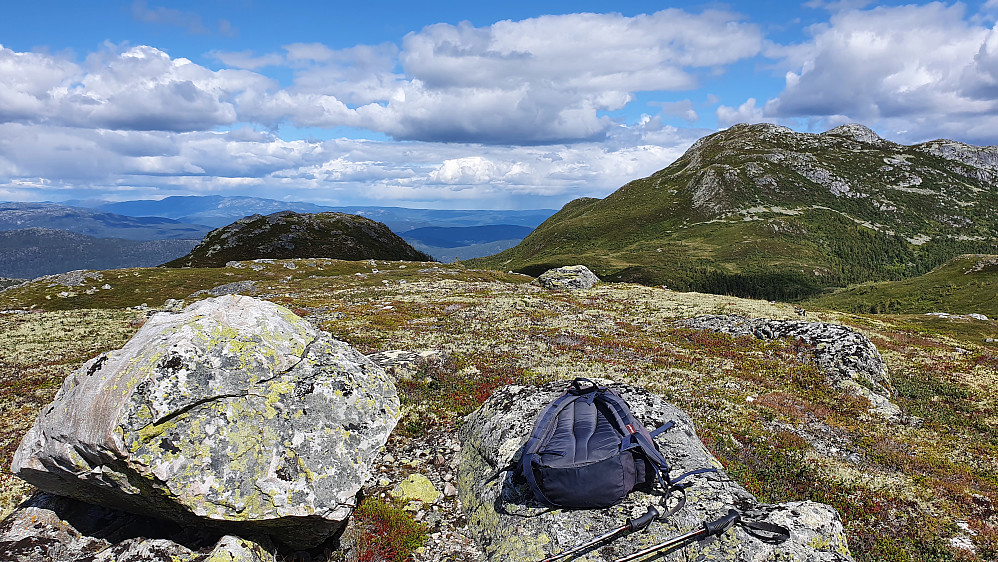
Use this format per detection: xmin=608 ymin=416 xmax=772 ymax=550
xmin=458 ymin=381 xmax=854 ymax=561
xmin=679 ymin=314 xmax=899 ymax=419
xmin=535 ymin=265 xmax=600 ymax=291
xmin=10 ymin=295 xmax=400 ymax=548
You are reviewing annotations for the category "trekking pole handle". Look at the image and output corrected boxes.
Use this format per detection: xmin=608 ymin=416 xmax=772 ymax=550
xmin=704 ymin=509 xmax=740 ymax=537
xmin=626 ymin=506 xmax=661 ymax=532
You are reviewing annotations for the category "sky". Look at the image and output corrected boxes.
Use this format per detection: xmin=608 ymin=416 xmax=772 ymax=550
xmin=3 ymin=1 xmax=998 ymax=210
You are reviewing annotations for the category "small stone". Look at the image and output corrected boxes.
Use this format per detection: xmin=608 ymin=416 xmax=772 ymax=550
xmin=391 ymin=474 xmax=441 ymax=504
xmin=443 ymin=482 xmax=458 ymax=497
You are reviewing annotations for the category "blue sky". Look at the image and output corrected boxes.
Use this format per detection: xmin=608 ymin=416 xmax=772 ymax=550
xmin=2 ymin=1 xmax=998 ymax=209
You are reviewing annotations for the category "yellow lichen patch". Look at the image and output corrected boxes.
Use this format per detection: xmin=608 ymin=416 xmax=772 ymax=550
xmin=390 ymin=473 xmax=440 ymax=504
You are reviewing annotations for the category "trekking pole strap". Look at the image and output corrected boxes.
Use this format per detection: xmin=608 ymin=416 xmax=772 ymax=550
xmin=740 ymin=518 xmax=791 ymax=543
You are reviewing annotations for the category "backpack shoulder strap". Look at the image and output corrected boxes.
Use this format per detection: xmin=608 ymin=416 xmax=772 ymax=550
xmin=595 ymin=390 xmax=672 ymax=469
xmin=518 ymin=390 xmax=587 ymax=507
xmin=649 ymin=421 xmax=675 ymax=439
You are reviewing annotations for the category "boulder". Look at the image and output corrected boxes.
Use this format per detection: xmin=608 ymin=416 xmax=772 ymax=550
xmin=0 ymin=493 xmax=275 ymax=562
xmin=11 ymin=295 xmax=400 ymax=547
xmin=458 ymin=381 xmax=854 ymax=561
xmin=536 ymin=265 xmax=600 ymax=290
xmin=679 ymin=315 xmax=898 ymax=419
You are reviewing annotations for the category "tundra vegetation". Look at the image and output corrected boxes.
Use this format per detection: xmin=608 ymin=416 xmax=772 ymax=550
xmin=1 ymin=258 xmax=996 ymax=561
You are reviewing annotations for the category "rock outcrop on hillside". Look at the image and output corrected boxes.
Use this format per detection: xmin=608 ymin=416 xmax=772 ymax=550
xmin=459 ymin=381 xmax=853 ymax=561
xmin=163 ymin=211 xmax=432 ymax=268
xmin=11 ymin=295 xmax=400 ymax=547
xmin=679 ymin=315 xmax=899 ymax=419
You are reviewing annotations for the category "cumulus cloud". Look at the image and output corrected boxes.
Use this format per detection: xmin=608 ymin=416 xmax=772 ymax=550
xmin=383 ymin=10 xmax=761 ymax=143
xmin=0 ymin=44 xmax=271 ymax=132
xmin=656 ymin=99 xmax=699 ymax=122
xmin=760 ymin=3 xmax=998 ymax=143
xmin=224 ymin=10 xmax=763 ymax=143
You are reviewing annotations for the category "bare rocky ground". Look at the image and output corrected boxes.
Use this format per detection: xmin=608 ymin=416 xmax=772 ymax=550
xmin=2 ymin=259 xmax=996 ymax=561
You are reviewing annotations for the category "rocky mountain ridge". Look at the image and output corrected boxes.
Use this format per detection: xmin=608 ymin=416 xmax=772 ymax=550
xmin=164 ymin=211 xmax=432 ymax=268
xmin=472 ymin=123 xmax=998 ymax=300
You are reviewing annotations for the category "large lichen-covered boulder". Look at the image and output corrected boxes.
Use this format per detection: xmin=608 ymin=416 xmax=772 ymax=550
xmin=458 ymin=381 xmax=854 ymax=561
xmin=11 ymin=295 xmax=400 ymax=547
xmin=679 ymin=315 xmax=898 ymax=419
xmin=0 ymin=493 xmax=275 ymax=562
xmin=535 ymin=265 xmax=600 ymax=290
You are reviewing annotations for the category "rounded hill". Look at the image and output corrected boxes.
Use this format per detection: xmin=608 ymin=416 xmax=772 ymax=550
xmin=163 ymin=211 xmax=433 ymax=268
xmin=470 ymin=123 xmax=998 ymax=301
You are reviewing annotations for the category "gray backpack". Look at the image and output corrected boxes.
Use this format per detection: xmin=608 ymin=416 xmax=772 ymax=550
xmin=515 ymin=379 xmax=712 ymax=509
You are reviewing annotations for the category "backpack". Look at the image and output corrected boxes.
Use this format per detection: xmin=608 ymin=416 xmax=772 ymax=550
xmin=515 ymin=378 xmax=712 ymax=509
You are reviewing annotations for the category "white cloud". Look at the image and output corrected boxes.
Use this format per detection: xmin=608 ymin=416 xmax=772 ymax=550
xmin=228 ymin=10 xmax=764 ymax=144
xmin=384 ymin=10 xmax=761 ymax=143
xmin=0 ymin=44 xmax=272 ymax=132
xmin=656 ymin=100 xmax=699 ymax=122
xmin=761 ymin=3 xmax=998 ymax=143
xmin=717 ymin=98 xmax=767 ymax=127
xmin=0 ymin=119 xmax=698 ymax=209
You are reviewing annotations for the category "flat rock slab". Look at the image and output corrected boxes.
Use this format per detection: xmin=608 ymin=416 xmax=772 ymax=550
xmin=12 ymin=295 xmax=400 ymax=547
xmin=458 ymin=381 xmax=854 ymax=561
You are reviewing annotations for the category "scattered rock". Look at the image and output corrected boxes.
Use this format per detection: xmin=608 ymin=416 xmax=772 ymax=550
xmin=11 ymin=295 xmax=400 ymax=548
xmin=162 ymin=298 xmax=185 ymax=312
xmin=679 ymin=315 xmax=898 ymax=419
xmin=367 ymin=349 xmax=451 ymax=382
xmin=43 ymin=270 xmax=104 ymax=288
xmin=535 ymin=265 xmax=600 ymax=290
xmin=210 ymin=280 xmax=258 ymax=296
xmin=927 ymin=312 xmax=990 ymax=321
xmin=459 ymin=381 xmax=853 ymax=561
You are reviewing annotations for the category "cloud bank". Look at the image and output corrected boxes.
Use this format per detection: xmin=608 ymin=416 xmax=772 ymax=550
xmin=2 ymin=5 xmax=998 ymax=208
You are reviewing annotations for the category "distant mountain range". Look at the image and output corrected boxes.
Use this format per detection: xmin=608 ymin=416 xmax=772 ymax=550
xmin=0 ymin=228 xmax=198 ymax=279
xmin=470 ymin=123 xmax=998 ymax=300
xmin=0 ymin=202 xmax=212 ymax=241
xmin=0 ymin=198 xmax=557 ymax=277
xmin=68 ymin=195 xmax=556 ymax=232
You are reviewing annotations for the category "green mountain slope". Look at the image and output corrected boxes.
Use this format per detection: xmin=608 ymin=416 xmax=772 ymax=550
xmin=164 ymin=211 xmax=432 ymax=268
xmin=470 ymin=123 xmax=998 ymax=300
xmin=805 ymin=254 xmax=998 ymax=317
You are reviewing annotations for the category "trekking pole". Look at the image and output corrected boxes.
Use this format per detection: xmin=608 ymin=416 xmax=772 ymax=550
xmin=537 ymin=506 xmax=661 ymax=562
xmin=614 ymin=509 xmax=740 ymax=562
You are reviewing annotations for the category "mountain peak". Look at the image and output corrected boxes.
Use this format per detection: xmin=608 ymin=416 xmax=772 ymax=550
xmin=822 ymin=123 xmax=883 ymax=144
